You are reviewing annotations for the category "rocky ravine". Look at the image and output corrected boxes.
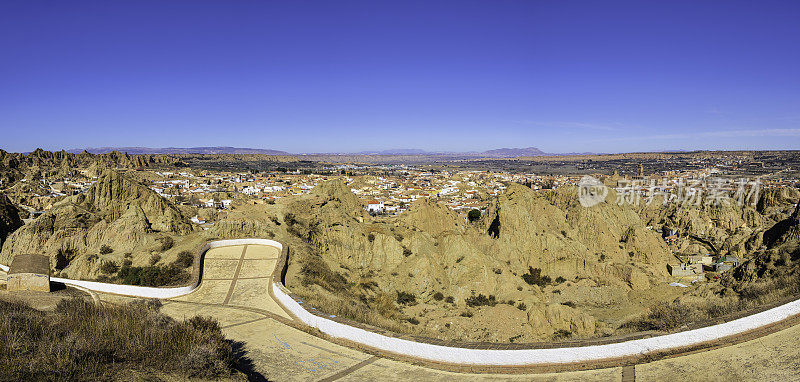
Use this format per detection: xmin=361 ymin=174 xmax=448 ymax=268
xmin=0 ymin=192 xmax=23 ymax=248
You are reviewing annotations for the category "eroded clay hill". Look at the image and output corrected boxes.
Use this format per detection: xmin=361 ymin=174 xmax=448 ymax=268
xmin=280 ymin=179 xmax=680 ymax=342
xmin=634 ymin=187 xmax=800 ymax=257
xmin=0 ymin=171 xmax=195 ymax=278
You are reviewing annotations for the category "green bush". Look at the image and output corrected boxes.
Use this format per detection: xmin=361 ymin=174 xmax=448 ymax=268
xmin=522 ymin=267 xmax=551 ymax=287
xmin=433 ymin=292 xmax=444 ymax=301
xmin=99 ymin=261 xmax=118 ymax=275
xmin=117 ymin=263 xmax=190 ymax=287
xmin=467 ymin=209 xmax=481 ymax=222
xmin=465 ymin=294 xmax=497 ymax=307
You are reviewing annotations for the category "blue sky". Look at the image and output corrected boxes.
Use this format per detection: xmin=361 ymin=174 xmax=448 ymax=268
xmin=1 ymin=1 xmax=799 ymax=154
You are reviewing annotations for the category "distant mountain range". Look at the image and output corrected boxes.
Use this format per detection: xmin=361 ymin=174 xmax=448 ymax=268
xmin=66 ymin=146 xmax=594 ymax=158
xmin=481 ymin=147 xmax=547 ymax=157
xmin=344 ymin=147 xmax=552 ymax=157
xmin=66 ymin=146 xmax=291 ymax=155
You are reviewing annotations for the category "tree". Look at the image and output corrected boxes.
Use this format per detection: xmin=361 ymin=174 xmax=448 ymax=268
xmin=467 ymin=209 xmax=481 ymax=222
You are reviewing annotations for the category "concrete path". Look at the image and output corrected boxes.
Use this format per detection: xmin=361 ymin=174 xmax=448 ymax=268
xmin=94 ymin=244 xmax=800 ymax=381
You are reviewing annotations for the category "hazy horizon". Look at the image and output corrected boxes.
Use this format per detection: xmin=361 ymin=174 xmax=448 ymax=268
xmin=2 ymin=1 xmax=799 ymax=153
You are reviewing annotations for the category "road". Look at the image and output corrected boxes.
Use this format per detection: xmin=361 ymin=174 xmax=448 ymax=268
xmin=93 ymin=243 xmax=800 ymax=381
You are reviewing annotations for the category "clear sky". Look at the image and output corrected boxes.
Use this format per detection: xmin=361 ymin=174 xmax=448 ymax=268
xmin=1 ymin=1 xmax=799 ymax=154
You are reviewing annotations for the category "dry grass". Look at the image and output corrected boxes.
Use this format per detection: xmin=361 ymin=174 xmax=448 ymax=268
xmin=0 ymin=297 xmax=235 ymax=381
xmin=623 ymin=271 xmax=800 ymax=332
xmin=298 ymin=292 xmax=408 ymax=334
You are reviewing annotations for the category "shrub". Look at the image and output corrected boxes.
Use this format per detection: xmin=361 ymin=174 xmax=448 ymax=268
xmin=149 ymin=254 xmax=162 ymax=266
xmin=465 ymin=294 xmax=497 ymax=307
xmin=521 ymin=267 xmax=551 ymax=287
xmin=445 ymin=296 xmax=455 ymax=304
xmin=403 ymin=248 xmax=412 ymax=257
xmin=117 ymin=263 xmax=190 ymax=287
xmin=516 ymin=302 xmax=527 ymax=311
xmin=99 ymin=245 xmax=113 ymax=254
xmin=396 ymin=291 xmax=416 ymax=305
xmin=460 ymin=311 xmax=473 ymax=318
xmin=174 ymin=251 xmax=194 ymax=268
xmin=407 ymin=317 xmax=420 ymax=325
xmin=159 ymin=237 xmax=174 ymax=252
xmin=467 ymin=209 xmax=481 ymax=222
xmin=553 ymin=329 xmax=572 ymax=340
xmin=555 ymin=276 xmax=567 ymax=284
xmin=99 ymin=261 xmax=119 ymax=275
xmin=433 ymin=292 xmax=444 ymax=301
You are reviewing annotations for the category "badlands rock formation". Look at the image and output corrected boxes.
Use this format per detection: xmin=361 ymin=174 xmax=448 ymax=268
xmin=0 ymin=149 xmax=180 ymax=186
xmin=0 ymin=171 xmax=195 ymax=277
xmin=282 ymin=179 xmax=679 ymax=342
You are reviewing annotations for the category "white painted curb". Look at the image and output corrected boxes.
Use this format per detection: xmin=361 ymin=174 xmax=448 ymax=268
xmin=5 ymin=239 xmax=800 ymax=366
xmin=272 ymin=280 xmax=800 ymax=365
xmin=0 ymin=239 xmax=283 ymax=299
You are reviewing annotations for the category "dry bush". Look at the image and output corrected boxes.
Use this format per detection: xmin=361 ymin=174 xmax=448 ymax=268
xmin=300 ymin=255 xmax=348 ymax=291
xmin=173 ymin=250 xmax=195 ymax=268
xmin=298 ymin=293 xmax=408 ymax=334
xmin=158 ymin=236 xmax=174 ymax=252
xmin=149 ymin=253 xmax=162 ymax=265
xmin=0 ymin=297 xmax=235 ymax=381
xmin=621 ymin=303 xmax=698 ymax=331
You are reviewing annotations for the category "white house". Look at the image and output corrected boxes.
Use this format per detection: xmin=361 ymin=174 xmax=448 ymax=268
xmin=366 ymin=200 xmax=384 ymax=213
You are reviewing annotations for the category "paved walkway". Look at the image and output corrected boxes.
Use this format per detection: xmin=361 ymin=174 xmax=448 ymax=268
xmin=95 ymin=244 xmax=800 ymax=381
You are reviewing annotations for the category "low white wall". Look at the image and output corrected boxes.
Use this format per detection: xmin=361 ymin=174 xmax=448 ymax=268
xmin=272 ymin=279 xmax=800 ymax=366
xmin=6 ymin=239 xmax=800 ymax=366
xmin=0 ymin=239 xmax=283 ymax=300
